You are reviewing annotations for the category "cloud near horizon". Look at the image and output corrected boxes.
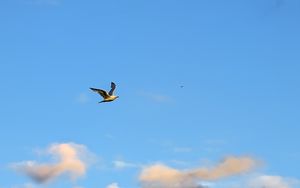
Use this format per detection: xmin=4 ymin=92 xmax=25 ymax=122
xmin=12 ymin=143 xmax=94 ymax=184
xmin=247 ymin=175 xmax=300 ymax=188
xmin=106 ymin=183 xmax=120 ymax=188
xmin=10 ymin=183 xmax=36 ymax=188
xmin=139 ymin=156 xmax=258 ymax=188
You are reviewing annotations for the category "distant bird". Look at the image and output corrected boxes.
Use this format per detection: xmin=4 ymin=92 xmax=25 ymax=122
xmin=90 ymin=82 xmax=119 ymax=103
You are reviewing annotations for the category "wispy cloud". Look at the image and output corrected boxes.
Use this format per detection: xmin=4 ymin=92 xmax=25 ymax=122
xmin=11 ymin=143 xmax=95 ymax=184
xmin=104 ymin=134 xmax=115 ymax=140
xmin=138 ymin=91 xmax=172 ymax=103
xmin=169 ymin=160 xmax=190 ymax=167
xmin=202 ymin=139 xmax=227 ymax=154
xmin=11 ymin=183 xmax=36 ymax=188
xmin=106 ymin=183 xmax=120 ymax=188
xmin=139 ymin=156 xmax=258 ymax=188
xmin=76 ymin=93 xmax=89 ymax=104
xmin=113 ymin=160 xmax=140 ymax=170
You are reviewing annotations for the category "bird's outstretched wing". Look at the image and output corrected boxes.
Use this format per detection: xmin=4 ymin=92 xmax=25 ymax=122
xmin=90 ymin=88 xmax=109 ymax=99
xmin=109 ymin=82 xmax=116 ymax=95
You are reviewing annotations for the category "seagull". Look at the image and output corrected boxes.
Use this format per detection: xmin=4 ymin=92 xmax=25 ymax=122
xmin=90 ymin=82 xmax=119 ymax=103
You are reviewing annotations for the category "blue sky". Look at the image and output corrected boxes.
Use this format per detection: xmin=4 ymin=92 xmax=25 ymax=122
xmin=1 ymin=0 xmax=300 ymax=188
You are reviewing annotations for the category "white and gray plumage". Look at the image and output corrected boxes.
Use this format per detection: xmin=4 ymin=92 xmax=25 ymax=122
xmin=90 ymin=82 xmax=119 ymax=103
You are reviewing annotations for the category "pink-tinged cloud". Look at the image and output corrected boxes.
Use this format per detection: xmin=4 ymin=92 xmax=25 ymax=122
xmin=139 ymin=156 xmax=258 ymax=188
xmin=12 ymin=143 xmax=94 ymax=183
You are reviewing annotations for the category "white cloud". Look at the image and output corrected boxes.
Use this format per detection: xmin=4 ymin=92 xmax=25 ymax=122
xmin=208 ymin=174 xmax=300 ymax=188
xmin=11 ymin=183 xmax=36 ymax=188
xmin=247 ymin=175 xmax=300 ymax=188
xmin=12 ymin=143 xmax=95 ymax=184
xmin=106 ymin=182 xmax=120 ymax=188
xmin=113 ymin=160 xmax=139 ymax=170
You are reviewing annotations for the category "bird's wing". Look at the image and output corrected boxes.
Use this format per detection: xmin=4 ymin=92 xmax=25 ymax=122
xmin=109 ymin=82 xmax=116 ymax=95
xmin=90 ymin=88 xmax=109 ymax=99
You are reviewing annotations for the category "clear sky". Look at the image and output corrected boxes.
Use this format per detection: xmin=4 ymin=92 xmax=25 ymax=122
xmin=1 ymin=0 xmax=300 ymax=188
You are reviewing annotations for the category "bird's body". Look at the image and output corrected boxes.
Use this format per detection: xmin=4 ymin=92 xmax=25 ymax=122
xmin=90 ymin=82 xmax=119 ymax=103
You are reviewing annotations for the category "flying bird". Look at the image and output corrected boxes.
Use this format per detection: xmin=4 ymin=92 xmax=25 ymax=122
xmin=90 ymin=82 xmax=119 ymax=103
